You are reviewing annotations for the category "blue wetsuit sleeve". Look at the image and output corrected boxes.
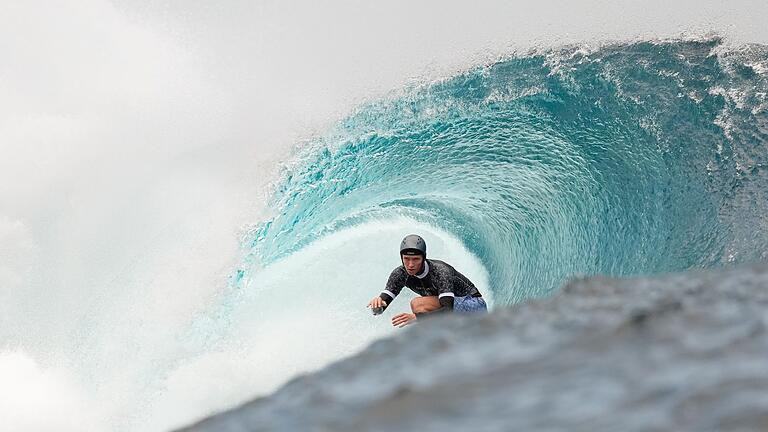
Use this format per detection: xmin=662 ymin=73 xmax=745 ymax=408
xmin=379 ymin=267 xmax=406 ymax=310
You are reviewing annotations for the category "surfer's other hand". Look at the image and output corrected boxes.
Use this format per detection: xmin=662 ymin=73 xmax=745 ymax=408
xmin=367 ymin=296 xmax=387 ymax=309
xmin=391 ymin=313 xmax=416 ymax=328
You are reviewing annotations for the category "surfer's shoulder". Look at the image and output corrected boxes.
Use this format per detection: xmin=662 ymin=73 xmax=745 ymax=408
xmin=428 ymin=259 xmax=453 ymax=271
xmin=389 ymin=266 xmax=408 ymax=279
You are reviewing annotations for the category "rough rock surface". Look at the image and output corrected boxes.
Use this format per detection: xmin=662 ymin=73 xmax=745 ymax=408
xmin=177 ymin=264 xmax=768 ymax=432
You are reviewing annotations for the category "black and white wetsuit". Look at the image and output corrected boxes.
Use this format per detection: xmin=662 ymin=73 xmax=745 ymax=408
xmin=378 ymin=259 xmax=482 ymax=315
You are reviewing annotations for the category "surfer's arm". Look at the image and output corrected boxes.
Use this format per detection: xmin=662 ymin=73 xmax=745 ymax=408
xmin=414 ymin=295 xmax=454 ymax=318
xmin=377 ymin=268 xmax=407 ymax=311
xmin=379 ymin=290 xmax=397 ymax=304
xmin=417 ymin=264 xmax=455 ymax=316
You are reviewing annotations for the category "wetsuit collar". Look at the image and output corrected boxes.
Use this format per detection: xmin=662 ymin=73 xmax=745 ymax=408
xmin=415 ymin=260 xmax=429 ymax=279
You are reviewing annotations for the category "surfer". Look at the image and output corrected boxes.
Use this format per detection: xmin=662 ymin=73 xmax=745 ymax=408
xmin=367 ymin=234 xmax=487 ymax=327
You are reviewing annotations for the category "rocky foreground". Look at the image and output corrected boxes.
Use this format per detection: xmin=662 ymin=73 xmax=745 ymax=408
xmin=177 ymin=264 xmax=768 ymax=432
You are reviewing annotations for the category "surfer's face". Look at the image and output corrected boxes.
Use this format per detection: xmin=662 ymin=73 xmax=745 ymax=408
xmin=402 ymin=255 xmax=424 ymax=275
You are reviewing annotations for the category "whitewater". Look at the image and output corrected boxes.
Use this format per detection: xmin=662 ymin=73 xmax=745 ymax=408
xmin=1 ymin=1 xmax=768 ymax=431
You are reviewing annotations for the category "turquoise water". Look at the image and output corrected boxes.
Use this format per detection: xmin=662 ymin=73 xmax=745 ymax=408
xmin=247 ymin=38 xmax=768 ymax=304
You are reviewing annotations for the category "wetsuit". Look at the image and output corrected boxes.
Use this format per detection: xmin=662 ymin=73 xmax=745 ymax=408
xmin=379 ymin=259 xmax=482 ymax=315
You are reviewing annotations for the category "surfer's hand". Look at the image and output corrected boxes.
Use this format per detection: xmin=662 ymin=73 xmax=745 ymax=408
xmin=367 ymin=296 xmax=387 ymax=309
xmin=392 ymin=313 xmax=416 ymax=328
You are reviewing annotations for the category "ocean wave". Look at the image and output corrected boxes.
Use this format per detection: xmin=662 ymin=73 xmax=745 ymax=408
xmin=245 ymin=37 xmax=768 ymax=304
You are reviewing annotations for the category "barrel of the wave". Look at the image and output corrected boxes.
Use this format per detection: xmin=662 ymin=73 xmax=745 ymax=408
xmin=248 ymin=38 xmax=768 ymax=310
xmin=367 ymin=234 xmax=488 ymax=327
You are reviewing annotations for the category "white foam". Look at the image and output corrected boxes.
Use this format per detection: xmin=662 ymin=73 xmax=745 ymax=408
xmin=0 ymin=351 xmax=105 ymax=432
xmin=140 ymin=218 xmax=490 ymax=431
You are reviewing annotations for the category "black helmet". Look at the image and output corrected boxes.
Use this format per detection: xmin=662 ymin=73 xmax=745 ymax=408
xmin=400 ymin=234 xmax=427 ymax=257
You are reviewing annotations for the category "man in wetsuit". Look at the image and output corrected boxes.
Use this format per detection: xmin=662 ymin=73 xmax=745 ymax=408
xmin=367 ymin=234 xmax=488 ymax=327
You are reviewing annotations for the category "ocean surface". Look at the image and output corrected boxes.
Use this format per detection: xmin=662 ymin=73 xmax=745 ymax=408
xmin=3 ymin=33 xmax=768 ymax=432
xmin=179 ymin=264 xmax=768 ymax=432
